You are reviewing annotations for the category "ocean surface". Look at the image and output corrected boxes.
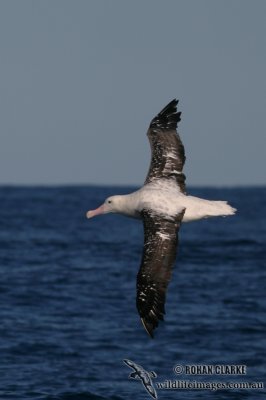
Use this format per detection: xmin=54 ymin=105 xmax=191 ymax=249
xmin=0 ymin=186 xmax=265 ymax=400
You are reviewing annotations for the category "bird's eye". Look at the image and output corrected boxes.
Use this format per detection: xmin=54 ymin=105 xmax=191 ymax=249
xmin=108 ymin=200 xmax=112 ymax=204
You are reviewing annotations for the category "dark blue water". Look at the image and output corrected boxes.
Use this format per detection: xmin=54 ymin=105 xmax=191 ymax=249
xmin=0 ymin=186 xmax=265 ymax=400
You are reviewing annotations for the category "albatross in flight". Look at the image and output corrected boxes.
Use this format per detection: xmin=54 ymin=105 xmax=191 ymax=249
xmin=87 ymin=99 xmax=236 ymax=337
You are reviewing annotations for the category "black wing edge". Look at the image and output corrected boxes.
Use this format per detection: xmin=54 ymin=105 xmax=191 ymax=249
xmin=149 ymin=99 xmax=181 ymax=132
xmin=141 ymin=318 xmax=156 ymax=339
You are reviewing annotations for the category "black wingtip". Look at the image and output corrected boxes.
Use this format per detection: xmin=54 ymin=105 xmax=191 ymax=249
xmin=141 ymin=318 xmax=155 ymax=338
xmin=150 ymin=99 xmax=181 ymax=132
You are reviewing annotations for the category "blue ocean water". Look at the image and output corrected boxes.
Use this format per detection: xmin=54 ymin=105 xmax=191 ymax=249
xmin=0 ymin=186 xmax=265 ymax=400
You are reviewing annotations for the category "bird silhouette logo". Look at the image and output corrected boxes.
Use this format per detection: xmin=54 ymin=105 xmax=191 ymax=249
xmin=123 ymin=359 xmax=158 ymax=399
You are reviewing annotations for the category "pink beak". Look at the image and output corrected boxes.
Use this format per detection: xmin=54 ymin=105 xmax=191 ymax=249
xmin=86 ymin=204 xmax=105 ymax=219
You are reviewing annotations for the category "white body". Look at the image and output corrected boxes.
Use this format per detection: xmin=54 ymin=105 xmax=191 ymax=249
xmin=106 ymin=181 xmax=236 ymax=222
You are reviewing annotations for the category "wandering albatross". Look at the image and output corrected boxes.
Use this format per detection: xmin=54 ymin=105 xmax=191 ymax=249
xmin=87 ymin=99 xmax=236 ymax=338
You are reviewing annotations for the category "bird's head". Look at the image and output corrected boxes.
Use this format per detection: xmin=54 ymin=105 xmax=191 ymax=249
xmin=86 ymin=195 xmax=122 ymax=219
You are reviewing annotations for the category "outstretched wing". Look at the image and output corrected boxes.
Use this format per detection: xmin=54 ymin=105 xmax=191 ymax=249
xmin=142 ymin=377 xmax=158 ymax=399
xmin=137 ymin=209 xmax=185 ymax=337
xmin=123 ymin=359 xmax=145 ymax=374
xmin=145 ymin=99 xmax=186 ymax=193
